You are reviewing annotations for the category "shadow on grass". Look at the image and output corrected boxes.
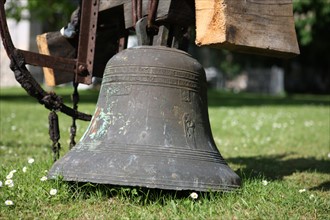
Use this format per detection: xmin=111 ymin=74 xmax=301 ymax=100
xmin=1 ymin=88 xmax=329 ymax=107
xmin=309 ymin=181 xmax=330 ymax=191
xmin=207 ymin=90 xmax=330 ymax=107
xmin=227 ymin=153 xmax=330 ymax=191
xmin=66 ymin=182 xmax=222 ymax=204
xmin=0 ymin=88 xmax=100 ymax=104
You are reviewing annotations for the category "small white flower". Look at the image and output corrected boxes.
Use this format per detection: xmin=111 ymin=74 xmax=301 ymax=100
xmin=44 ymin=170 xmax=48 ymax=173
xmin=0 ymin=181 xmax=2 ymax=187
xmin=262 ymin=180 xmax=268 ymax=186
xmin=190 ymin=192 xmax=198 ymax=199
xmin=22 ymin=166 xmax=27 ymax=173
xmin=5 ymin=200 xmax=14 ymax=206
xmin=304 ymin=121 xmax=314 ymax=127
xmin=28 ymin=158 xmax=35 ymax=164
xmin=5 ymin=179 xmax=13 ymax=185
xmin=309 ymin=194 xmax=315 ymax=200
xmin=5 ymin=179 xmax=14 ymax=188
xmin=50 ymin=188 xmax=57 ymax=196
xmin=40 ymin=176 xmax=48 ymax=182
xmin=299 ymin=189 xmax=306 ymax=193
xmin=6 ymin=172 xmax=13 ymax=179
xmin=10 ymin=170 xmax=17 ymax=174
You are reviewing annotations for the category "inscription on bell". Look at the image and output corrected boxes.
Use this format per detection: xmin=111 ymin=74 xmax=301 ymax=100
xmin=104 ymin=74 xmax=199 ymax=91
xmin=106 ymin=66 xmax=200 ymax=81
xmin=181 ymin=90 xmax=191 ymax=102
xmin=183 ymin=113 xmax=196 ymax=149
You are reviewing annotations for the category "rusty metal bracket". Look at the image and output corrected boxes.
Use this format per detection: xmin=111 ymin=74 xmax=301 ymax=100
xmin=19 ymin=50 xmax=76 ymax=73
xmin=75 ymin=0 xmax=100 ymax=84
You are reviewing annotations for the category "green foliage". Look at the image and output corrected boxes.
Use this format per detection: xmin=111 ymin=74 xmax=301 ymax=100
xmin=293 ymin=0 xmax=330 ymax=46
xmin=0 ymin=87 xmax=329 ymax=219
xmin=218 ymin=50 xmax=242 ymax=79
xmin=5 ymin=0 xmax=77 ymax=30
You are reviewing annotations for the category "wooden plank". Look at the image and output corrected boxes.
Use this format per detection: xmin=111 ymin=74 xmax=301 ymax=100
xmin=36 ymin=32 xmax=76 ymax=86
xmin=36 ymin=33 xmax=55 ymax=86
xmin=195 ymin=0 xmax=300 ymax=58
xmin=99 ymin=0 xmax=126 ymax=11
xmin=36 ymin=28 xmax=121 ymax=86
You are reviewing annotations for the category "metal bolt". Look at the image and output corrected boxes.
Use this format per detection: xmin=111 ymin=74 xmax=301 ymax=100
xmin=78 ymin=64 xmax=87 ymax=73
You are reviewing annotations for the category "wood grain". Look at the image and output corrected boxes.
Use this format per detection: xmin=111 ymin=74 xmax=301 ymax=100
xmin=195 ymin=0 xmax=300 ymax=58
xmin=36 ymin=32 xmax=76 ymax=86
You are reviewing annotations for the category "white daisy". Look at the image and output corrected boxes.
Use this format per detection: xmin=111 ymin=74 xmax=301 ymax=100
xmin=6 ymin=172 xmax=13 ymax=180
xmin=40 ymin=176 xmax=48 ymax=182
xmin=50 ymin=188 xmax=57 ymax=196
xmin=190 ymin=192 xmax=198 ymax=199
xmin=5 ymin=200 xmax=14 ymax=206
xmin=5 ymin=179 xmax=13 ymax=186
xmin=262 ymin=180 xmax=268 ymax=186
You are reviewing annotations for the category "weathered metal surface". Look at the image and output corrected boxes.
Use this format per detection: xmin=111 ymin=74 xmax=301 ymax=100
xmin=75 ymin=0 xmax=100 ymax=84
xmin=48 ymin=46 xmax=241 ymax=191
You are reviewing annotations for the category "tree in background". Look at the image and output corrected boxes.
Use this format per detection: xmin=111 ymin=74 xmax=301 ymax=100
xmin=5 ymin=0 xmax=77 ymax=32
xmin=287 ymin=0 xmax=330 ymax=93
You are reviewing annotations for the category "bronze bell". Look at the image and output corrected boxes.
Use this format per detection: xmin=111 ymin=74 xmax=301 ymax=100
xmin=48 ymin=46 xmax=241 ymax=191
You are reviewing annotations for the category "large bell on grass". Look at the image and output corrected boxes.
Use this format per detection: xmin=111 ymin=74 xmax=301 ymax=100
xmin=48 ymin=46 xmax=241 ymax=191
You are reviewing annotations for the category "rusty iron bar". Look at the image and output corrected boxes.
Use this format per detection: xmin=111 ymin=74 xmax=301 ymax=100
xmin=0 ymin=0 xmax=14 ymax=57
xmin=132 ymin=0 xmax=137 ymax=25
xmin=75 ymin=0 xmax=100 ymax=84
xmin=137 ymin=0 xmax=142 ymax=20
xmin=118 ymin=35 xmax=128 ymax=52
xmin=19 ymin=50 xmax=76 ymax=73
xmin=132 ymin=0 xmax=143 ymax=28
xmin=147 ymin=0 xmax=159 ymax=29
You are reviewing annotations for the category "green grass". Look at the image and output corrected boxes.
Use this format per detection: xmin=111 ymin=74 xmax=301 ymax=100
xmin=0 ymin=87 xmax=329 ymax=219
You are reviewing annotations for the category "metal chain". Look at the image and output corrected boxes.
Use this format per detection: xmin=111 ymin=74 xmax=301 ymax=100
xmin=69 ymin=82 xmax=79 ymax=149
xmin=49 ymin=111 xmax=61 ymax=161
xmin=69 ymin=3 xmax=82 ymax=149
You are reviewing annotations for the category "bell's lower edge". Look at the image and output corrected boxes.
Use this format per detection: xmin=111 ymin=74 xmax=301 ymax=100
xmin=48 ymin=171 xmax=241 ymax=192
xmin=48 ymin=149 xmax=241 ymax=192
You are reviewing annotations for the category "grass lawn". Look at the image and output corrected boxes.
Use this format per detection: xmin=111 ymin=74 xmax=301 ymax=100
xmin=0 ymin=87 xmax=329 ymax=219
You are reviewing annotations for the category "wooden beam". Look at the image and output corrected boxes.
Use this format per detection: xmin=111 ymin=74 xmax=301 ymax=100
xmin=36 ymin=32 xmax=76 ymax=86
xmin=195 ymin=0 xmax=300 ymax=58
